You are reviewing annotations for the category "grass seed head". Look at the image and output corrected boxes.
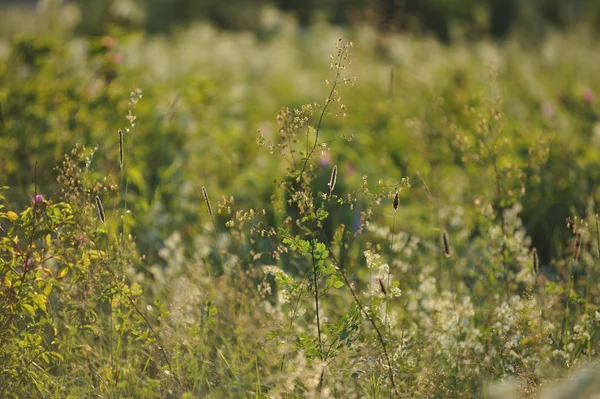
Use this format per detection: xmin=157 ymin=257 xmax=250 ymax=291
xmin=95 ymin=195 xmax=105 ymax=224
xmin=118 ymin=129 xmax=124 ymax=169
xmin=393 ymin=191 xmax=399 ymax=212
xmin=442 ymin=230 xmax=451 ymax=257
xmin=328 ymin=165 xmax=338 ymax=196
xmin=202 ymin=186 xmax=213 ymax=218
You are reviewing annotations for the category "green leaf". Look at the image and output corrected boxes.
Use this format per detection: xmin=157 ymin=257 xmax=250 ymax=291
xmin=32 ymin=294 xmax=47 ymax=312
xmin=316 ymin=208 xmax=329 ymax=221
xmin=43 ymin=282 xmax=53 ymax=296
xmin=21 ymin=303 xmax=35 ymax=316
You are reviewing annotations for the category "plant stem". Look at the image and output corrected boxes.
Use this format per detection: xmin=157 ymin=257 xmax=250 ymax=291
xmin=311 ymin=242 xmax=324 ymax=359
xmin=320 ymin=231 xmax=399 ymax=396
xmin=298 ymin=46 xmax=345 ymax=181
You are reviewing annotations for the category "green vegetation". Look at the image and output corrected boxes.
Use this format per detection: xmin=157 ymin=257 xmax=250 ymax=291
xmin=1 ymin=3 xmax=599 ymax=398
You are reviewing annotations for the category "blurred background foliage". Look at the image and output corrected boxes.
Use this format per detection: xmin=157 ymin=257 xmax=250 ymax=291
xmin=69 ymin=0 xmax=600 ymax=40
xmin=1 ymin=1 xmax=600 ymax=396
xmin=0 ymin=0 xmax=599 ymax=265
xmin=2 ymin=0 xmax=600 ymax=39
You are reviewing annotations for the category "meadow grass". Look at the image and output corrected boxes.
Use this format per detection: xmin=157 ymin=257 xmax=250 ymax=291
xmin=0 ymin=8 xmax=599 ymax=398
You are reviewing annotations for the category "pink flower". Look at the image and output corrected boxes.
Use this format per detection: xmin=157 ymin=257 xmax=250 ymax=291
xmin=23 ymin=258 xmax=34 ymax=271
xmin=583 ymin=88 xmax=595 ymax=105
xmin=112 ymin=53 xmax=123 ymax=65
xmin=31 ymin=194 xmax=44 ymax=207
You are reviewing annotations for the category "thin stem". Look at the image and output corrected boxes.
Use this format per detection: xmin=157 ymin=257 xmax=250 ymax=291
xmin=311 ymin=243 xmax=324 ymax=359
xmin=298 ymin=48 xmax=345 ymax=181
xmin=492 ymin=159 xmax=509 ymax=300
xmin=320 ymin=230 xmax=398 ymax=396
xmin=77 ymin=221 xmax=184 ymax=390
xmin=125 ymin=294 xmax=183 ymax=389
xmin=279 ymin=275 xmax=310 ymax=372
xmin=595 ymin=198 xmax=600 ymax=259
xmin=384 ymin=214 xmax=396 ymax=330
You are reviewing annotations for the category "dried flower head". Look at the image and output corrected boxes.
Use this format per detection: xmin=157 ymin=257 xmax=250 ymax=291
xmin=393 ymin=191 xmax=399 ymax=212
xmin=328 ymin=165 xmax=338 ymax=195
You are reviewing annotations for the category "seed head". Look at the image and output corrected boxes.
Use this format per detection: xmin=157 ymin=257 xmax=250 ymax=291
xmin=393 ymin=191 xmax=399 ymax=212
xmin=442 ymin=231 xmax=451 ymax=257
xmin=95 ymin=196 xmax=105 ymax=224
xmin=118 ymin=129 xmax=124 ymax=169
xmin=328 ymin=165 xmax=338 ymax=196
xmin=202 ymin=186 xmax=213 ymax=218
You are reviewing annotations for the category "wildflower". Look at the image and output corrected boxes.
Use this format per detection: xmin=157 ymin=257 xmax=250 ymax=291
xmin=112 ymin=53 xmax=123 ymax=65
xmin=31 ymin=194 xmax=44 ymax=206
xmin=319 ymin=151 xmax=331 ymax=167
xmin=583 ymin=88 xmax=595 ymax=104
xmin=23 ymin=258 xmax=34 ymax=271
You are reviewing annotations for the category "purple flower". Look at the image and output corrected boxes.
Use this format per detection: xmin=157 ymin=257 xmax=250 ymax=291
xmin=31 ymin=194 xmax=44 ymax=206
xmin=319 ymin=151 xmax=331 ymax=167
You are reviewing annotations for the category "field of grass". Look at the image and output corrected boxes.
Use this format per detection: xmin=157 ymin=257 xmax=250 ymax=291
xmin=1 ymin=4 xmax=599 ymax=398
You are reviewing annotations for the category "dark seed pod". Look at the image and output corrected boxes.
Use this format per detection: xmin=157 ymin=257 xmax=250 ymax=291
xmin=442 ymin=231 xmax=451 ymax=257
xmin=378 ymin=278 xmax=387 ymax=296
xmin=393 ymin=191 xmax=399 ymax=212
xmin=95 ymin=196 xmax=105 ymax=224
xmin=118 ymin=129 xmax=124 ymax=169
